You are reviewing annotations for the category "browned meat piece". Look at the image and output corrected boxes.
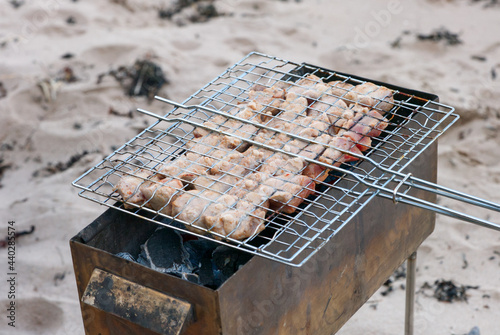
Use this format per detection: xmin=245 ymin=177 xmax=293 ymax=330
xmin=352 ymin=82 xmax=394 ymax=113
xmin=204 ymin=178 xmax=275 ymax=239
xmin=283 ymin=133 xmax=331 ymax=182
xmin=327 ymin=81 xmax=359 ymax=106
xmin=286 ymin=74 xmax=322 ymax=97
xmin=302 ymin=82 xmax=330 ymax=102
xmin=186 ymin=148 xmax=264 ymax=194
xmin=342 ymin=108 xmax=389 ymax=152
xmin=192 ymin=174 xmax=240 ymax=193
xmin=259 ymin=153 xmax=305 ymax=176
xmin=185 ymin=133 xmax=225 ymax=156
xmin=192 ymin=115 xmax=227 ymax=138
xmin=171 ymin=190 xmax=237 ymax=234
xmin=158 ymin=152 xmax=214 ymax=185
xmin=277 ymin=93 xmax=309 ymax=120
xmin=141 ymin=177 xmax=184 ymax=216
xmin=210 ymin=150 xmax=263 ymax=175
xmin=113 ymin=169 xmax=152 ymax=209
xmin=264 ymin=173 xmax=316 ymax=213
xmin=247 ymin=84 xmax=286 ymax=115
xmin=205 ymin=204 xmax=267 ymax=240
xmin=318 ymin=136 xmax=363 ymax=166
xmin=309 ymin=93 xmax=351 ymax=128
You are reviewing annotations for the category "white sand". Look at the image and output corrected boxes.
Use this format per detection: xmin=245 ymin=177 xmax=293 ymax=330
xmin=0 ymin=0 xmax=499 ymax=334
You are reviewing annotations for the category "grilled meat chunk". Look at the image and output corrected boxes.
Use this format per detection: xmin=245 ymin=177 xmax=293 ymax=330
xmin=114 ymin=169 xmax=152 ymax=209
xmin=352 ymin=82 xmax=394 ymax=113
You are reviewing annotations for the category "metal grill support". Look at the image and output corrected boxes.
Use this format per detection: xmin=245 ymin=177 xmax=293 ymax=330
xmin=405 ymin=251 xmax=417 ymax=335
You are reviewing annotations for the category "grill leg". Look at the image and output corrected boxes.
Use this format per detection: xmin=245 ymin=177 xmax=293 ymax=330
xmin=404 ymin=251 xmax=417 ymax=335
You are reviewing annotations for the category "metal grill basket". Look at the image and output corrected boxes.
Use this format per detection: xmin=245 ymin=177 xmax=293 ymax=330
xmin=72 ymin=52 xmax=500 ymax=266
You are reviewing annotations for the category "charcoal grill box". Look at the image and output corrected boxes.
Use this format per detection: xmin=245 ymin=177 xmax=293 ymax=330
xmin=70 ymin=60 xmax=441 ymax=335
xmin=70 ymin=135 xmax=437 ymax=335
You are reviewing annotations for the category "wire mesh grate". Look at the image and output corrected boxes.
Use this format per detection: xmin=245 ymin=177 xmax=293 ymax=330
xmin=73 ymin=52 xmax=458 ymax=266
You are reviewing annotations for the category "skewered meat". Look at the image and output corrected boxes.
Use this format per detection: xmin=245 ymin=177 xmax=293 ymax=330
xmin=205 ymin=203 xmax=267 ymax=240
xmin=158 ymin=152 xmax=214 ymax=182
xmin=318 ymin=136 xmax=363 ymax=166
xmin=259 ymin=154 xmax=305 ymax=176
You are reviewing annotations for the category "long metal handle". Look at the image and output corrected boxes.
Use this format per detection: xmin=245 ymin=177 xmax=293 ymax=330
xmin=137 ymin=103 xmax=500 ymax=232
xmin=377 ymin=174 xmax=500 ymax=231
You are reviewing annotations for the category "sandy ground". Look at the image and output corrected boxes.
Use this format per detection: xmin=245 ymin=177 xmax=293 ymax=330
xmin=0 ymin=0 xmax=499 ymax=334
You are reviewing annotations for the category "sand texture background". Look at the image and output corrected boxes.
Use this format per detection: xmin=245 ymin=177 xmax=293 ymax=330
xmin=0 ymin=0 xmax=499 ymax=334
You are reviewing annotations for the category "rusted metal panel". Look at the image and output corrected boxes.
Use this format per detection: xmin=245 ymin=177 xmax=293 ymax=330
xmin=217 ymin=142 xmax=437 ymax=335
xmin=70 ymin=143 xmax=436 ymax=335
xmin=70 ymin=210 xmax=222 ymax=335
xmin=82 ymin=268 xmax=192 ymax=335
xmin=71 ymin=88 xmax=439 ymax=334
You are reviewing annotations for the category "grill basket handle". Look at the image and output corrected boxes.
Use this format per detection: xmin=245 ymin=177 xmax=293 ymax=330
xmin=138 ymin=101 xmax=500 ymax=233
xmin=383 ymin=174 xmax=500 ymax=232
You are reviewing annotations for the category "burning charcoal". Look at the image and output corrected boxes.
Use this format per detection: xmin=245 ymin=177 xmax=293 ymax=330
xmin=137 ymin=228 xmax=193 ymax=276
xmin=184 ymin=239 xmax=219 ymax=268
xmin=184 ymin=239 xmax=221 ymax=288
xmin=115 ymin=252 xmax=136 ymax=262
xmin=212 ymin=246 xmax=253 ymax=282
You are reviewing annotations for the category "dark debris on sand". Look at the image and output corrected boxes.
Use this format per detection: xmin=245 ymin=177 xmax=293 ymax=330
xmin=97 ymin=59 xmax=168 ymax=101
xmin=0 ymin=82 xmax=7 ymax=98
xmin=9 ymin=0 xmax=24 ymax=8
xmin=158 ymin=0 xmax=225 ymax=25
xmin=0 ymin=225 xmax=35 ymax=248
xmin=380 ymin=264 xmax=407 ymax=296
xmin=420 ymin=279 xmax=479 ymax=303
xmin=0 ymin=157 xmax=12 ymax=188
xmin=417 ymin=27 xmax=463 ymax=46
xmin=33 ymin=150 xmax=97 ymax=177
xmin=390 ymin=28 xmax=462 ymax=49
xmin=471 ymin=0 xmax=499 ymax=8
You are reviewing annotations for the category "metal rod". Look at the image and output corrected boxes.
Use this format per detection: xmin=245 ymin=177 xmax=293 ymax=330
xmin=137 ymin=106 xmax=500 ymax=232
xmin=405 ymin=251 xmax=417 ymax=335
